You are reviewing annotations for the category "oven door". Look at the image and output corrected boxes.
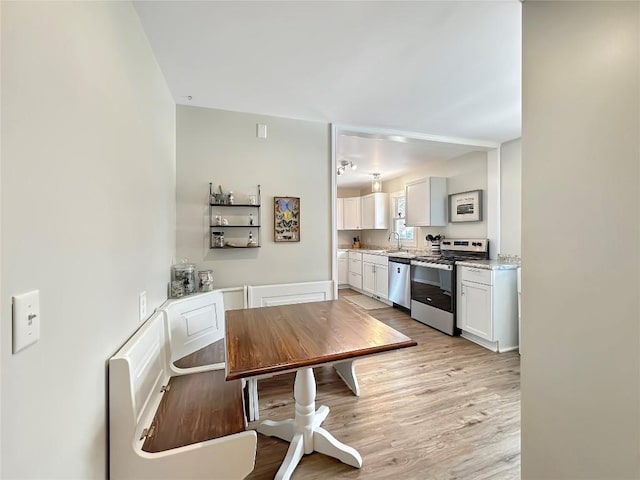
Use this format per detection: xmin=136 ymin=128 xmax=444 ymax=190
xmin=410 ymin=261 xmax=453 ymax=313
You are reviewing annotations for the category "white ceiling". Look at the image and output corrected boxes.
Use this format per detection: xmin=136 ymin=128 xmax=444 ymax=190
xmin=335 ymin=131 xmax=492 ymax=188
xmin=134 ymin=1 xmax=521 ymax=188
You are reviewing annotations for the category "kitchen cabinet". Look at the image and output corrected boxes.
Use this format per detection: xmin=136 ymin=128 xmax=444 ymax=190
xmin=362 ymin=253 xmax=389 ymax=299
xmin=340 ymin=194 xmax=388 ymax=230
xmin=348 ymin=251 xmax=362 ymax=289
xmin=457 ymin=266 xmax=518 ymax=352
xmin=343 ymin=197 xmax=361 ymax=230
xmin=337 ymin=250 xmax=348 ymax=286
xmin=405 ymin=177 xmax=447 ymax=227
xmin=337 ymin=198 xmax=344 ymax=230
xmin=360 ymin=193 xmax=389 ymax=229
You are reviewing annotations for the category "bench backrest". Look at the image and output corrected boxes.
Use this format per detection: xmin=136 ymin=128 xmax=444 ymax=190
xmin=163 ymin=291 xmax=225 ymax=368
xmin=110 ymin=311 xmax=169 ymax=440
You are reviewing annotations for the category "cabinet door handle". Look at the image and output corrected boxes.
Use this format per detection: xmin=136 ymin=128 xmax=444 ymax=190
xmin=461 ymin=286 xmax=465 ymax=296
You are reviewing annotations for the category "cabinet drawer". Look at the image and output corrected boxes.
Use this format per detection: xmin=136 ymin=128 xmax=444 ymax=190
xmin=349 ymin=258 xmax=362 ymax=274
xmin=348 ymin=272 xmax=363 ymax=289
xmin=460 ymin=266 xmax=492 ymax=285
xmin=348 ymin=252 xmax=362 ymax=261
xmin=362 ymin=253 xmax=387 ymax=266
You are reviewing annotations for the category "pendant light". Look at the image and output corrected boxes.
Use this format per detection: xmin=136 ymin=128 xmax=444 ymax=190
xmin=371 ymin=173 xmax=382 ymax=192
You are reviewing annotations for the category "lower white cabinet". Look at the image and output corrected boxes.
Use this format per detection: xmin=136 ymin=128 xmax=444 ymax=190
xmin=348 ymin=251 xmax=363 ymax=289
xmin=458 ymin=281 xmax=492 ymax=339
xmin=457 ymin=266 xmax=518 ymax=352
xmin=337 ymin=250 xmax=348 ymax=285
xmin=362 ymin=254 xmax=389 ymax=299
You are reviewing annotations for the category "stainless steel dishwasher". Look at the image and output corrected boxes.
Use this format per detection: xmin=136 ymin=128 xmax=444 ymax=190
xmin=388 ymin=256 xmax=411 ymax=309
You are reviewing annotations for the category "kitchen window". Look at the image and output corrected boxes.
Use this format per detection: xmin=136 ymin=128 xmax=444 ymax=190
xmin=391 ymin=193 xmax=416 ymax=247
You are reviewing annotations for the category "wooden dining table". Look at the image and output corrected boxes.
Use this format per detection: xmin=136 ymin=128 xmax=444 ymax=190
xmin=225 ymin=300 xmax=417 ymax=480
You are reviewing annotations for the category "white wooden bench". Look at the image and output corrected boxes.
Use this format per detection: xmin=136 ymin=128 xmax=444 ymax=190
xmin=109 ymin=291 xmax=256 ymax=480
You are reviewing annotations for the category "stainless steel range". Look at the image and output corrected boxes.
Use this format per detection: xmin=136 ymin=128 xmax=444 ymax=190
xmin=410 ymin=239 xmax=489 ymax=335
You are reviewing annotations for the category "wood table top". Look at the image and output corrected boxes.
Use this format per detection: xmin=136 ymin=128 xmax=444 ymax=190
xmin=225 ymin=300 xmax=417 ymax=381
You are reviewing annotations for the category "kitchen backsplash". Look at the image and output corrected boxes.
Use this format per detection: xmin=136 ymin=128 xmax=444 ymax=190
xmin=497 ymin=253 xmax=521 ymax=265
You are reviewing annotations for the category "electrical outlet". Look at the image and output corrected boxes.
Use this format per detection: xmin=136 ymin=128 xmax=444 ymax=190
xmin=139 ymin=291 xmax=147 ymax=322
xmin=12 ymin=290 xmax=40 ymax=353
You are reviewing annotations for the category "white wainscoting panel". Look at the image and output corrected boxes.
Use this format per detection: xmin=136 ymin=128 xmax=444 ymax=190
xmin=162 ymin=291 xmax=225 ymax=366
xmin=219 ymin=286 xmax=248 ymax=310
xmin=247 ymin=281 xmax=334 ymax=307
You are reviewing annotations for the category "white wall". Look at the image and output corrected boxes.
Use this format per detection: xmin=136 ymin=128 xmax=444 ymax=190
xmin=176 ymin=106 xmax=331 ymax=287
xmin=500 ymin=138 xmax=521 ymax=256
xmin=522 ymin=2 xmax=639 ymax=478
xmin=1 ymin=3 xmax=175 ymax=478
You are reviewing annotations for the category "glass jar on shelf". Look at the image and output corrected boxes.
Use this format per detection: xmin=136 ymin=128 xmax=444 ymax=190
xmin=198 ymin=270 xmax=214 ymax=292
xmin=212 ymin=231 xmax=225 ymax=248
xmin=171 ymin=260 xmax=197 ymax=296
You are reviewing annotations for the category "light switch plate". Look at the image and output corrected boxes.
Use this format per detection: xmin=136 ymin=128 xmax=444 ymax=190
xmin=12 ymin=290 xmax=40 ymax=353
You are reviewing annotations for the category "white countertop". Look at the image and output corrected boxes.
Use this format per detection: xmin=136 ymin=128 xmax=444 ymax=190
xmin=345 ymin=249 xmax=420 ymax=258
xmin=456 ymin=260 xmax=520 ymax=270
xmin=340 ymin=250 xmax=520 ymax=268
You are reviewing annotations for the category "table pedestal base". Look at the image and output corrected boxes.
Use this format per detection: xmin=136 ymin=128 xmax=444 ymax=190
xmin=257 ymin=367 xmax=362 ymax=480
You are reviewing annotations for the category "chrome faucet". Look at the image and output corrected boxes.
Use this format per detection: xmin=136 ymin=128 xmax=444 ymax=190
xmin=388 ymin=231 xmax=401 ymax=251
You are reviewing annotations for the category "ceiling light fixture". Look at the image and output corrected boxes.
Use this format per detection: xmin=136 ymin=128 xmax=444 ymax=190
xmin=372 ymin=173 xmax=382 ymax=193
xmin=336 ymin=160 xmax=357 ymax=176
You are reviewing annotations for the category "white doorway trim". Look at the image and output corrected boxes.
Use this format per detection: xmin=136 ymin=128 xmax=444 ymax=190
xmin=330 ymin=124 xmax=503 ymax=291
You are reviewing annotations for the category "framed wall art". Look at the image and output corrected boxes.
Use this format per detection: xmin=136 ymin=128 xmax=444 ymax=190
xmin=449 ymin=189 xmax=483 ymax=223
xmin=274 ymin=196 xmax=300 ymax=242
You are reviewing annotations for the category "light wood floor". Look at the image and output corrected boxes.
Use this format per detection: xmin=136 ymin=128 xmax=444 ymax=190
xmin=246 ymin=289 xmax=521 ymax=480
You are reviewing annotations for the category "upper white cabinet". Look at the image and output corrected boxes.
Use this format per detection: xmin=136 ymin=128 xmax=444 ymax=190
xmin=405 ymin=177 xmax=447 ymax=227
xmin=342 ymin=197 xmax=361 ymax=230
xmin=361 ymin=193 xmax=389 ymax=229
xmin=339 ymin=193 xmax=388 ymax=230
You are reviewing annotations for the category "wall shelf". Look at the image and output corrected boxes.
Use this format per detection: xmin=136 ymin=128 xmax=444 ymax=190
xmin=209 ymin=183 xmax=261 ymax=249
xmin=210 ymin=225 xmax=261 ymax=228
xmin=209 ymin=203 xmax=261 ymax=208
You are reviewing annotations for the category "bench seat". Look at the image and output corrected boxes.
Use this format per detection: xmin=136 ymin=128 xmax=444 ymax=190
xmin=142 ymin=369 xmax=245 ymax=453
xmin=173 ymin=338 xmax=226 ymax=369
